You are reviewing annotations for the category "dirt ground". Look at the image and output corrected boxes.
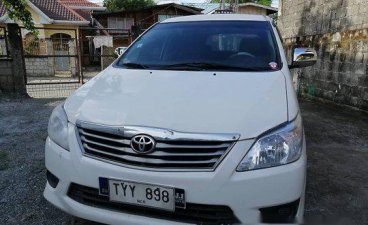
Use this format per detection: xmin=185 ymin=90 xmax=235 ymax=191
xmin=0 ymin=96 xmax=367 ymax=225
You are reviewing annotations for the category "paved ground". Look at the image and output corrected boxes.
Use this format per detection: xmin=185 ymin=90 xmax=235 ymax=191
xmin=0 ymin=96 xmax=367 ymax=225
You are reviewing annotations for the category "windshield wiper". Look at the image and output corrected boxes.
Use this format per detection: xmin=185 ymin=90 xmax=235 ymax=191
xmin=159 ymin=63 xmax=206 ymax=71
xmin=121 ymin=62 xmax=148 ymax=69
xmin=160 ymin=63 xmax=267 ymax=71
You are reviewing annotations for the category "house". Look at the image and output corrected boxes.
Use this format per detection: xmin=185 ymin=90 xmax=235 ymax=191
xmin=184 ymin=2 xmax=277 ymax=16
xmin=81 ymin=3 xmax=201 ymax=71
xmin=183 ymin=3 xmax=229 ymax=15
xmin=92 ymin=3 xmax=202 ymax=38
xmin=0 ymin=0 xmax=105 ymax=76
xmin=0 ymin=0 xmax=105 ymax=36
xmin=236 ymin=3 xmax=278 ymax=16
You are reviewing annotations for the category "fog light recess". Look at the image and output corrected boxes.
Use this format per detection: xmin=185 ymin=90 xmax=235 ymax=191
xmin=46 ymin=170 xmax=59 ymax=188
xmin=260 ymin=199 xmax=300 ymax=223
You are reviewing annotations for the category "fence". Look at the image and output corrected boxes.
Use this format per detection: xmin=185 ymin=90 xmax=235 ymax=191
xmin=21 ymin=27 xmax=81 ymax=85
xmin=79 ymin=27 xmax=131 ymax=83
xmin=0 ymin=27 xmax=9 ymax=58
xmin=20 ymin=27 xmax=83 ymax=98
xmin=0 ymin=24 xmax=134 ymax=98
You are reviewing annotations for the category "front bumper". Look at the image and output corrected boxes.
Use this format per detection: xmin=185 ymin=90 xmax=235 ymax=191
xmin=44 ymin=125 xmax=306 ymax=225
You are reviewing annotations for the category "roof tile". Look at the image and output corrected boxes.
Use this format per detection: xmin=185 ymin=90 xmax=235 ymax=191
xmin=59 ymin=0 xmax=101 ymax=8
xmin=0 ymin=0 xmax=102 ymax=22
xmin=31 ymin=0 xmax=84 ymax=21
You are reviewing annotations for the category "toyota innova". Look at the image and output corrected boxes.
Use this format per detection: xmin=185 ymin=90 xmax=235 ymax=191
xmin=44 ymin=14 xmax=317 ymax=225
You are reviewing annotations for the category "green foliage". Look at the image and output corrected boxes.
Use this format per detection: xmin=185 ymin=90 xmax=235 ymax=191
xmin=211 ymin=0 xmax=272 ymax=6
xmin=103 ymin=0 xmax=155 ymax=12
xmin=257 ymin=0 xmax=272 ymax=6
xmin=2 ymin=0 xmax=37 ymax=33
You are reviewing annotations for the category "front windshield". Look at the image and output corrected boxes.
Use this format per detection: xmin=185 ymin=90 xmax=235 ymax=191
xmin=116 ymin=21 xmax=280 ymax=71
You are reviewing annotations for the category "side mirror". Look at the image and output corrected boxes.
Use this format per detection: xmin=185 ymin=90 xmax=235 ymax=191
xmin=290 ymin=48 xmax=317 ymax=69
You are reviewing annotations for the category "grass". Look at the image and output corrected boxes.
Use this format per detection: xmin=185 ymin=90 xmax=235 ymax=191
xmin=0 ymin=150 xmax=9 ymax=170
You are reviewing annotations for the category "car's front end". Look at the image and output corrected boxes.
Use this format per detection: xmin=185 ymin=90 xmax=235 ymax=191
xmin=44 ymin=118 xmax=306 ymax=225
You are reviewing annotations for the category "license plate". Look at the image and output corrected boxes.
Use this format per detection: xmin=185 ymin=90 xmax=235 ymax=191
xmin=99 ymin=178 xmax=185 ymax=211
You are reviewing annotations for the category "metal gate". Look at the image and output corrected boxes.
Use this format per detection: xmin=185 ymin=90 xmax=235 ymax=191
xmin=21 ymin=27 xmax=82 ymax=98
xmin=21 ymin=27 xmax=133 ymax=98
xmin=22 ymin=27 xmax=81 ymax=84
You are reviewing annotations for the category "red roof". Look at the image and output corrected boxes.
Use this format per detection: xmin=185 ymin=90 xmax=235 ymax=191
xmin=59 ymin=0 xmax=101 ymax=8
xmin=31 ymin=0 xmax=84 ymax=21
xmin=0 ymin=0 xmax=104 ymax=22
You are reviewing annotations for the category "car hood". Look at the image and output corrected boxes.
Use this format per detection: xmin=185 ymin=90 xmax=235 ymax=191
xmin=65 ymin=67 xmax=288 ymax=139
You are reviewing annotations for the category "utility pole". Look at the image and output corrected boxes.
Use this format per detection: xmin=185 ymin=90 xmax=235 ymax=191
xmin=234 ymin=0 xmax=239 ymax=13
xmin=220 ymin=0 xmax=225 ymax=10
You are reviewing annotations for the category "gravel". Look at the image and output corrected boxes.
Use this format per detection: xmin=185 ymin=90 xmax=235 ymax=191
xmin=0 ymin=97 xmax=68 ymax=225
xmin=0 ymin=96 xmax=367 ymax=225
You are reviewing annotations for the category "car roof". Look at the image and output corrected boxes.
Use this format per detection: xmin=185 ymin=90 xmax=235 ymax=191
xmin=161 ymin=14 xmax=270 ymax=23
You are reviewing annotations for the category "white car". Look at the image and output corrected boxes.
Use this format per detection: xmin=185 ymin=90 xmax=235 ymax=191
xmin=44 ymin=14 xmax=316 ymax=225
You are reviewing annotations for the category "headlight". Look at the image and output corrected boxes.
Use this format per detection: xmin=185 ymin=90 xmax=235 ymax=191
xmin=237 ymin=114 xmax=303 ymax=172
xmin=48 ymin=103 xmax=69 ymax=150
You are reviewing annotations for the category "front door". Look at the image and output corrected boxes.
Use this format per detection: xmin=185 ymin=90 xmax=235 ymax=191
xmin=51 ymin=33 xmax=71 ymax=71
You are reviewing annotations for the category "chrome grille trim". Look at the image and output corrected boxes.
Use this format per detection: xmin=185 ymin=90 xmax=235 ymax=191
xmin=76 ymin=120 xmax=240 ymax=171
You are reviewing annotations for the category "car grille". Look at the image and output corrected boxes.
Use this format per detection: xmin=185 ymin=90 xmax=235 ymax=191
xmin=76 ymin=121 xmax=238 ymax=171
xmin=68 ymin=183 xmax=240 ymax=224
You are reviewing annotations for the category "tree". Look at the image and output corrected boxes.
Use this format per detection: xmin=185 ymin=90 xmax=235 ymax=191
xmin=211 ymin=0 xmax=272 ymax=7
xmin=103 ymin=0 xmax=155 ymax=12
xmin=257 ymin=0 xmax=272 ymax=6
xmin=2 ymin=0 xmax=36 ymax=33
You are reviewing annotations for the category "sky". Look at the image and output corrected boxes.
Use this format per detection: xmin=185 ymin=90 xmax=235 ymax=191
xmin=89 ymin=0 xmax=279 ymax=8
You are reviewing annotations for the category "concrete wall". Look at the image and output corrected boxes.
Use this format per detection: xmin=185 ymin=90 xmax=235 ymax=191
xmin=0 ymin=59 xmax=14 ymax=93
xmin=101 ymin=46 xmax=116 ymax=70
xmin=278 ymin=0 xmax=368 ymax=110
xmin=0 ymin=39 xmax=6 ymax=56
xmin=25 ymin=57 xmax=53 ymax=76
xmin=69 ymin=39 xmax=77 ymax=76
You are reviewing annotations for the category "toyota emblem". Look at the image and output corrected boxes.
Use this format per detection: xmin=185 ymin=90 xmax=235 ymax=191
xmin=130 ymin=135 xmax=156 ymax=154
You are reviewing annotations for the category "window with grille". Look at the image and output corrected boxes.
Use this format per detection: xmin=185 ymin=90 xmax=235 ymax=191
xmin=108 ymin=17 xmax=134 ymax=33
